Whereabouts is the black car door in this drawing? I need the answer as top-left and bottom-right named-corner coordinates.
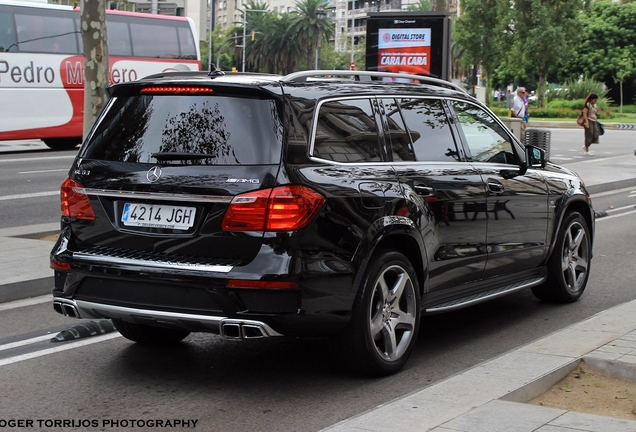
top-left (380, 97), bottom-right (489, 294)
top-left (447, 100), bottom-right (550, 278)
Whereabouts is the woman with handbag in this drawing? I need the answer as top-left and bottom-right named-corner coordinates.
top-left (582, 92), bottom-right (600, 156)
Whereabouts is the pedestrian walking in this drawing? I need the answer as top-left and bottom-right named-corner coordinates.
top-left (523, 90), bottom-right (530, 125)
top-left (582, 92), bottom-right (600, 156)
top-left (512, 87), bottom-right (527, 133)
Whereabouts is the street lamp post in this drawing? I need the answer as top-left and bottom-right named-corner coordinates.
top-left (240, 9), bottom-right (268, 73)
top-left (314, 8), bottom-right (327, 70)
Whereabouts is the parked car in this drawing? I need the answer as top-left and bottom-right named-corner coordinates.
top-left (50, 70), bottom-right (595, 376)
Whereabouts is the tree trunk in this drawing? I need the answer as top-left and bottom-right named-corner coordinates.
top-left (81, 0), bottom-right (109, 138)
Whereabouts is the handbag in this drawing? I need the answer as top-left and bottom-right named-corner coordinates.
top-left (598, 121), bottom-right (605, 135)
top-left (576, 111), bottom-right (585, 127)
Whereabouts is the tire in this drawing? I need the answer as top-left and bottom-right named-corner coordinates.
top-left (532, 211), bottom-right (592, 303)
top-left (339, 250), bottom-right (420, 376)
top-left (43, 138), bottom-right (81, 151)
top-left (111, 319), bottom-right (190, 345)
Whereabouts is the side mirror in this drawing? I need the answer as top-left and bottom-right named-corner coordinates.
top-left (524, 145), bottom-right (546, 169)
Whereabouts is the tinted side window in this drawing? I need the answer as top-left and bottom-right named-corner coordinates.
top-left (394, 98), bottom-right (460, 162)
top-left (381, 98), bottom-right (415, 161)
top-left (83, 95), bottom-right (283, 165)
top-left (312, 99), bottom-right (384, 163)
top-left (451, 101), bottom-right (517, 165)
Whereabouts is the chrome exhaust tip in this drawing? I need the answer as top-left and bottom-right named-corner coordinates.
top-left (219, 319), bottom-right (282, 339)
top-left (53, 299), bottom-right (81, 318)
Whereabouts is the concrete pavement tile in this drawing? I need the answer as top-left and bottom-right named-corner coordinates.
top-left (439, 400), bottom-right (565, 432)
top-left (613, 338), bottom-right (636, 349)
top-left (593, 344), bottom-right (636, 355)
top-left (534, 427), bottom-right (586, 432)
top-left (519, 328), bottom-right (624, 358)
top-left (549, 410), bottom-right (636, 432)
top-left (566, 301), bottom-right (636, 335)
top-left (584, 350), bottom-right (623, 361)
top-left (322, 399), bottom-right (473, 432)
top-left (463, 350), bottom-right (574, 387)
top-left (620, 354), bottom-right (636, 364)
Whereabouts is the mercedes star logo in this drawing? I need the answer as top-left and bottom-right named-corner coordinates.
top-left (147, 166), bottom-right (162, 183)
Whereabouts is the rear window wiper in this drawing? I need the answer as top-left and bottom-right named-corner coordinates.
top-left (151, 152), bottom-right (214, 161)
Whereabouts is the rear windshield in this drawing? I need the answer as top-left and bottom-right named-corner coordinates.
top-left (82, 95), bottom-right (283, 165)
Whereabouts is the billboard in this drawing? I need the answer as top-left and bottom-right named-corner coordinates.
top-left (366, 12), bottom-right (452, 81)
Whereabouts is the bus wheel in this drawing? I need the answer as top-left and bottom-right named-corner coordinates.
top-left (44, 138), bottom-right (81, 151)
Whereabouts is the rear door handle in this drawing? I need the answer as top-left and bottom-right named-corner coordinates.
top-left (487, 181), bottom-right (504, 194)
top-left (414, 184), bottom-right (435, 196)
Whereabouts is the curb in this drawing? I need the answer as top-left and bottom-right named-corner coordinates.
top-left (0, 277), bottom-right (53, 303)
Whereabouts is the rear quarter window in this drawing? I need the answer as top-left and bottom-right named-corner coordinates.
top-left (83, 94), bottom-right (283, 165)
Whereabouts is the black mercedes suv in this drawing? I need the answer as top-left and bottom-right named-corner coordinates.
top-left (50, 70), bottom-right (594, 376)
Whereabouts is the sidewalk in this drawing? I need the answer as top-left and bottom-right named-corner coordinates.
top-left (323, 300), bottom-right (636, 432)
top-left (1, 138), bottom-right (635, 431)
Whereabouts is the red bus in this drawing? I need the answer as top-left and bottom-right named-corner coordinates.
top-left (0, 0), bottom-right (201, 150)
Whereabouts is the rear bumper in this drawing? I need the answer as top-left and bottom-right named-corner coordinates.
top-left (53, 297), bottom-right (282, 339)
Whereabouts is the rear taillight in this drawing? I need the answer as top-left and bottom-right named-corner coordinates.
top-left (222, 185), bottom-right (324, 231)
top-left (60, 178), bottom-right (95, 220)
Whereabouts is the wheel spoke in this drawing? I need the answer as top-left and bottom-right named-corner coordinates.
top-left (570, 226), bottom-right (584, 251)
top-left (379, 322), bottom-right (398, 359)
top-left (370, 308), bottom-right (384, 338)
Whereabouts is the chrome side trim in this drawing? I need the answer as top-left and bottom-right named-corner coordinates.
top-left (81, 188), bottom-right (233, 203)
top-left (72, 251), bottom-right (234, 273)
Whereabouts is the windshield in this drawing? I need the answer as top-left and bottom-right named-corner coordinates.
top-left (82, 94), bottom-right (283, 165)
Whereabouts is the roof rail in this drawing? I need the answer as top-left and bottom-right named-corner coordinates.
top-left (281, 70), bottom-right (466, 93)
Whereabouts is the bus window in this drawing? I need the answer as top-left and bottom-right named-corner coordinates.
top-left (108, 20), bottom-right (132, 56)
top-left (177, 26), bottom-right (197, 60)
top-left (130, 21), bottom-right (180, 58)
top-left (0, 7), bottom-right (17, 52)
top-left (14, 9), bottom-right (77, 54)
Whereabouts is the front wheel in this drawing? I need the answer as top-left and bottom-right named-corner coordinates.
top-left (112, 319), bottom-right (190, 345)
top-left (339, 250), bottom-right (420, 376)
top-left (532, 212), bottom-right (592, 303)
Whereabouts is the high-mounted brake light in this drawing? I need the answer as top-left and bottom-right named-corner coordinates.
top-left (60, 178), bottom-right (95, 220)
top-left (222, 185), bottom-right (324, 232)
top-left (140, 86), bottom-right (214, 94)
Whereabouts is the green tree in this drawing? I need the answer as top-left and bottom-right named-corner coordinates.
top-left (454, 0), bottom-right (509, 104)
top-left (567, 1), bottom-right (636, 105)
top-left (289, 0), bottom-right (335, 69)
top-left (407, 0), bottom-right (431, 11)
top-left (510, 0), bottom-right (583, 107)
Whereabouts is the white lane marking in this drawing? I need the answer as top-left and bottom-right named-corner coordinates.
top-left (19, 169), bottom-right (68, 174)
top-left (0, 295), bottom-right (51, 311)
top-left (0, 156), bottom-right (75, 163)
top-left (597, 209), bottom-right (636, 221)
top-left (606, 204), bottom-right (636, 214)
top-left (0, 191), bottom-right (58, 201)
top-left (0, 333), bottom-right (121, 367)
top-left (591, 186), bottom-right (636, 198)
top-left (0, 335), bottom-right (53, 352)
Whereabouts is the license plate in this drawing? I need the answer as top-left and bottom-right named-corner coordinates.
top-left (121, 203), bottom-right (196, 230)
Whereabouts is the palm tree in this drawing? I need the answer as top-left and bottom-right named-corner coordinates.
top-left (289, 0), bottom-right (334, 69)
